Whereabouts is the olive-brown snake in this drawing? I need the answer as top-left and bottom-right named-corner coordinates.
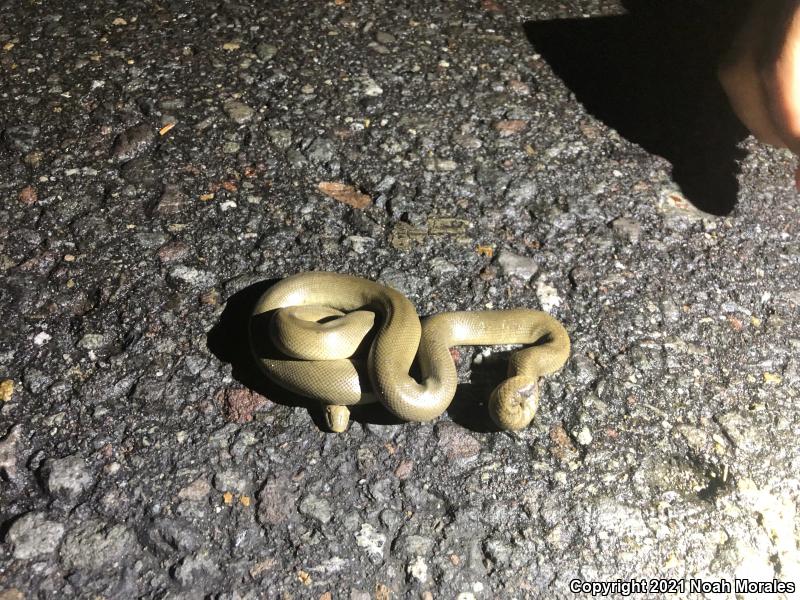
top-left (250, 272), bottom-right (570, 432)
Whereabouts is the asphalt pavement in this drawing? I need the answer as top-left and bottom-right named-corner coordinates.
top-left (1, 0), bottom-right (799, 598)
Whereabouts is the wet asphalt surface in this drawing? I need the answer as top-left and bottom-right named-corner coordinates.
top-left (1, 0), bottom-right (800, 598)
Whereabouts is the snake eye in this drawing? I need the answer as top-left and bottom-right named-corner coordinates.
top-left (488, 375), bottom-right (540, 431)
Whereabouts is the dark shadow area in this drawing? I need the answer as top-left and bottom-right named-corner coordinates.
top-left (524, 0), bottom-right (752, 215)
top-left (446, 353), bottom-right (508, 433)
top-left (207, 280), bottom-right (326, 430)
top-left (207, 279), bottom-right (281, 397)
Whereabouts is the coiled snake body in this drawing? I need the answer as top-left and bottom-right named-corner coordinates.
top-left (250, 272), bottom-right (570, 432)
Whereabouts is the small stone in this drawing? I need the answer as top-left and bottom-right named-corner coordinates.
top-left (362, 423), bottom-right (398, 441)
top-left (0, 588), bottom-right (24, 600)
top-left (44, 454), bottom-right (93, 499)
top-left (394, 459), bottom-right (413, 480)
top-left (549, 423), bottom-right (578, 462)
top-left (494, 120), bottom-right (527, 136)
top-left (6, 512), bottom-right (65, 559)
top-left (452, 133), bottom-right (482, 150)
top-left (481, 0), bottom-right (504, 12)
top-left (172, 551), bottom-right (221, 588)
top-left (658, 189), bottom-right (706, 221)
top-left (435, 422), bottom-right (481, 460)
top-left (23, 367), bottom-right (51, 393)
top-left (168, 265), bottom-right (214, 289)
top-left (0, 425), bottom-right (23, 480)
top-left (483, 538), bottom-right (513, 565)
top-left (178, 478), bottom-right (211, 502)
top-left (111, 123), bottom-right (155, 162)
top-left (479, 265), bottom-right (497, 281)
top-left (307, 137), bottom-right (336, 164)
top-left (213, 469), bottom-right (251, 495)
top-left (255, 43), bottom-right (278, 61)
top-left (361, 77), bottom-right (383, 97)
top-left (223, 100), bottom-right (254, 124)
top-left (610, 217), bottom-right (642, 243)
top-left (378, 268), bottom-right (422, 297)
top-left (0, 379), bottom-right (14, 402)
top-left (408, 556), bottom-right (428, 583)
top-left (375, 32), bottom-right (395, 44)
top-left (18, 185), bottom-right (37, 205)
top-left (424, 157), bottom-right (458, 172)
top-left (135, 232), bottom-right (169, 250)
top-left (77, 333), bottom-right (109, 350)
top-left (380, 509), bottom-right (403, 530)
top-left (571, 354), bottom-right (598, 386)
top-left (429, 257), bottom-right (458, 276)
top-left (249, 557), bottom-right (277, 579)
top-left (535, 279), bottom-right (562, 312)
top-left (318, 182), bottom-right (371, 209)
top-left (496, 250), bottom-right (538, 282)
top-left (715, 411), bottom-right (752, 449)
top-left (575, 426), bottom-right (593, 446)
top-left (507, 79), bottom-right (530, 95)
top-left (344, 236), bottom-right (375, 254)
top-left (267, 129), bottom-right (292, 149)
top-left (158, 240), bottom-right (190, 263)
top-left (200, 289), bottom-right (221, 306)
top-left (154, 184), bottom-right (186, 215)
top-left (120, 157), bottom-right (159, 187)
top-left (299, 494), bottom-right (333, 524)
top-left (355, 524), bottom-right (386, 559)
top-left (216, 387), bottom-right (268, 423)
top-left (33, 331), bottom-right (51, 345)
top-left (2, 124), bottom-right (40, 153)
top-left (505, 178), bottom-right (537, 203)
top-left (287, 148), bottom-right (307, 167)
top-left (59, 520), bottom-right (139, 571)
top-left (257, 477), bottom-right (296, 525)
top-left (146, 518), bottom-right (201, 556)
top-left (23, 150), bottom-right (42, 168)
top-left (676, 425), bottom-right (709, 453)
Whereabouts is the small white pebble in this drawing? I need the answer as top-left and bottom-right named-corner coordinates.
top-left (33, 332), bottom-right (51, 345)
top-left (408, 556), bottom-right (428, 583)
top-left (536, 279), bottom-right (562, 312)
top-left (576, 426), bottom-right (593, 446)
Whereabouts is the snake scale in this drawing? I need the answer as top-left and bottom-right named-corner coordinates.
top-left (249, 272), bottom-right (571, 432)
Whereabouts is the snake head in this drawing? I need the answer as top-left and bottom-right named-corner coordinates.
top-left (488, 375), bottom-right (540, 431)
top-left (324, 404), bottom-right (351, 433)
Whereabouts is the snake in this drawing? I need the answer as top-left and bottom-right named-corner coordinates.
top-left (249, 272), bottom-right (570, 432)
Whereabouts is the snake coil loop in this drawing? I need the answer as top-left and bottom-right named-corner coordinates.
top-left (250, 272), bottom-right (570, 432)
